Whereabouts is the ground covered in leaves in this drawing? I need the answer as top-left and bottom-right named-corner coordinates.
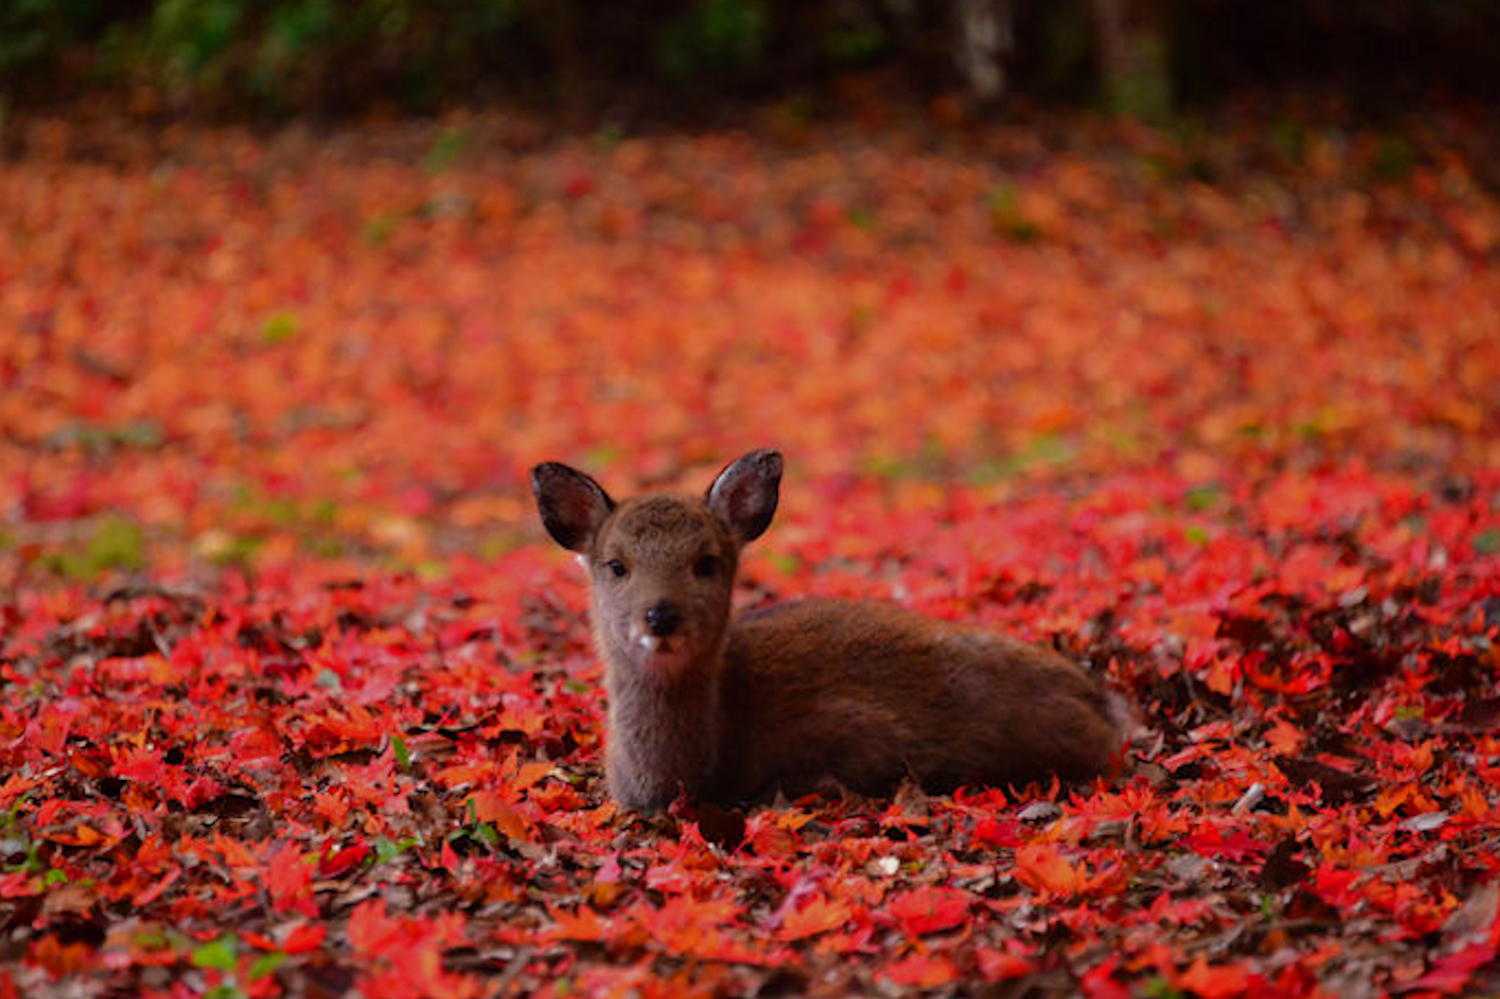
top-left (3, 106), bottom-right (1500, 997)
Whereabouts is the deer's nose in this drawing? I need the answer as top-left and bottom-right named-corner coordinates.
top-left (644, 601), bottom-right (682, 637)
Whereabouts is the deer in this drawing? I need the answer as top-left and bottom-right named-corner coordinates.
top-left (531, 449), bottom-right (1131, 812)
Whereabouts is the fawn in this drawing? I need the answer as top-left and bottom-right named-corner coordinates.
top-left (531, 449), bottom-right (1130, 811)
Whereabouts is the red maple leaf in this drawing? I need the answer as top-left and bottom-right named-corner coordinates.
top-left (885, 887), bottom-right (972, 936)
top-left (263, 842), bottom-right (315, 917)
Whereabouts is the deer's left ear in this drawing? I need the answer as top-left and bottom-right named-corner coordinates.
top-left (706, 449), bottom-right (782, 544)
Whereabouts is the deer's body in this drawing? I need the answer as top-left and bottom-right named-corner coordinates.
top-left (533, 450), bottom-right (1128, 812)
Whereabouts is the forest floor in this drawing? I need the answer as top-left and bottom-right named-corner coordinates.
top-left (2, 104), bottom-right (1500, 997)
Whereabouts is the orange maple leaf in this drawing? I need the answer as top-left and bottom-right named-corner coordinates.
top-left (1014, 842), bottom-right (1089, 897)
top-left (1175, 956), bottom-right (1252, 999)
top-left (775, 895), bottom-right (854, 941)
top-left (469, 790), bottom-right (531, 841)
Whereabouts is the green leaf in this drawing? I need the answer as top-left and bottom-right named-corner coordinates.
top-left (0, 792), bottom-right (29, 830)
top-left (1141, 976), bottom-right (1187, 999)
top-left (82, 515), bottom-right (145, 576)
top-left (765, 550), bottom-right (800, 576)
top-left (987, 184), bottom-right (1042, 243)
top-left (423, 126), bottom-right (470, 173)
top-left (374, 836), bottom-right (404, 864)
top-left (261, 311), bottom-right (298, 345)
top-left (580, 444), bottom-right (620, 469)
top-left (392, 735), bottom-right (410, 772)
top-left (191, 933), bottom-right (239, 971)
top-left (1473, 529), bottom-right (1499, 555)
top-left (202, 531), bottom-right (265, 567)
top-left (1369, 135), bottom-right (1417, 183)
top-left (204, 985), bottom-right (248, 999)
top-left (825, 24), bottom-right (886, 64)
top-left (479, 531), bottom-right (524, 559)
top-left (248, 950), bottom-right (287, 980)
top-left (361, 213), bottom-right (399, 245)
top-left (593, 123), bottom-right (626, 149)
top-left (1270, 118), bottom-right (1307, 161)
top-left (656, 0), bottom-right (766, 82)
top-left (1184, 484), bottom-right (1222, 511)
top-left (415, 559), bottom-right (449, 581)
top-left (128, 924), bottom-right (170, 951)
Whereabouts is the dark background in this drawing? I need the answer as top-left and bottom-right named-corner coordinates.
top-left (4, 0), bottom-right (1499, 121)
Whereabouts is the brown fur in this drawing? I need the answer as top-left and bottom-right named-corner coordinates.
top-left (532, 450), bottom-right (1128, 812)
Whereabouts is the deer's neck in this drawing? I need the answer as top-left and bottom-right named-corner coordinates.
top-left (602, 651), bottom-right (724, 809)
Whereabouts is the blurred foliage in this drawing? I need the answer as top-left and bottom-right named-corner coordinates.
top-left (2, 0), bottom-right (1500, 115)
top-left (0, 0), bottom-right (101, 75)
top-left (656, 0), bottom-right (767, 83)
top-left (96, 0), bottom-right (526, 111)
top-left (40, 515), bottom-right (146, 580)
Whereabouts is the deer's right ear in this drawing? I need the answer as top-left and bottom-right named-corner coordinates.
top-left (531, 463), bottom-right (616, 553)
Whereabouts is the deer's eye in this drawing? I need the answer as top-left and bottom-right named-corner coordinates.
top-left (604, 559), bottom-right (628, 579)
top-left (692, 554), bottom-right (719, 579)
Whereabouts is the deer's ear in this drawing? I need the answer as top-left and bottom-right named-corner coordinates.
top-left (706, 449), bottom-right (782, 544)
top-left (532, 463), bottom-right (615, 552)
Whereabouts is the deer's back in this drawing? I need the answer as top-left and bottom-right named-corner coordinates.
top-left (716, 598), bottom-right (1119, 802)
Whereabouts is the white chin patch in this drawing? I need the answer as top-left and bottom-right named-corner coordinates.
top-left (628, 627), bottom-right (689, 671)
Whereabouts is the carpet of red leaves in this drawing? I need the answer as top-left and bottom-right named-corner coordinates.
top-left (2, 108), bottom-right (1500, 998)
